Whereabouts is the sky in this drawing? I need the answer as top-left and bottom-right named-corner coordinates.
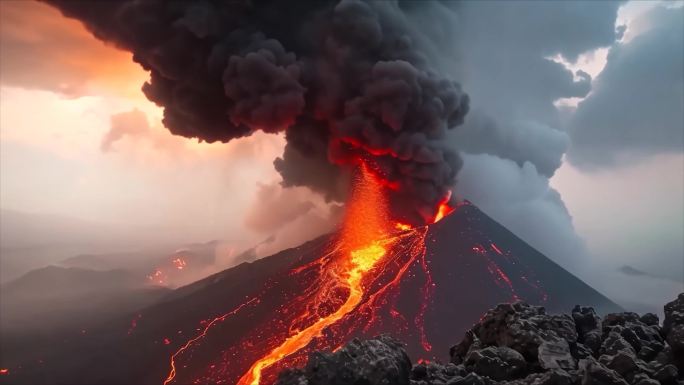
top-left (0, 0), bottom-right (682, 310)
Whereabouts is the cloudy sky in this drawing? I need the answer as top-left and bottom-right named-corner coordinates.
top-left (0, 0), bottom-right (682, 309)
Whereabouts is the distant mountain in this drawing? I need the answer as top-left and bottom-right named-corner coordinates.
top-left (2, 266), bottom-right (142, 298)
top-left (0, 266), bottom-right (169, 333)
top-left (0, 203), bottom-right (620, 385)
top-left (618, 264), bottom-right (650, 276)
top-left (0, 209), bottom-right (251, 283)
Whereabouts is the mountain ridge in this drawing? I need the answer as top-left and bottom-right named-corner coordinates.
top-left (0, 202), bottom-right (621, 385)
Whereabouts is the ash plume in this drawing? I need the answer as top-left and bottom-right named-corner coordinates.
top-left (45, 0), bottom-right (469, 225)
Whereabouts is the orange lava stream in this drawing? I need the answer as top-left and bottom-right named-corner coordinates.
top-left (236, 242), bottom-right (388, 385)
top-left (236, 164), bottom-right (393, 385)
top-left (433, 192), bottom-right (455, 223)
top-left (163, 297), bottom-right (259, 385)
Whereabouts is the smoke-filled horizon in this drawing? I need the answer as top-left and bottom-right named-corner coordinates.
top-left (45, 0), bottom-right (469, 226)
top-left (1, 0), bottom-right (682, 312)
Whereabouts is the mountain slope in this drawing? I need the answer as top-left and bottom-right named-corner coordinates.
top-left (0, 203), bottom-right (619, 385)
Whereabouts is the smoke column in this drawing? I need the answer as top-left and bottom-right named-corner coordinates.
top-left (45, 0), bottom-right (469, 225)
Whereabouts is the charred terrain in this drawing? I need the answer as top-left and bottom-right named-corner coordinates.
top-left (276, 294), bottom-right (684, 385)
top-left (0, 201), bottom-right (620, 385)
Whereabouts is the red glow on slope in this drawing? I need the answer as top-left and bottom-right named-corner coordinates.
top-left (147, 269), bottom-right (165, 285)
top-left (163, 298), bottom-right (259, 385)
top-left (416, 249), bottom-right (434, 352)
top-left (127, 314), bottom-right (142, 336)
top-left (162, 163), bottom-right (441, 385)
top-left (172, 258), bottom-right (187, 270)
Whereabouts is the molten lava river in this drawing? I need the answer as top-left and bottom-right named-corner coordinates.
top-left (161, 164), bottom-right (452, 385)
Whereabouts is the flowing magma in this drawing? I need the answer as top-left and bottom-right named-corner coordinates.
top-left (162, 163), bottom-right (453, 385)
top-left (237, 164), bottom-right (394, 385)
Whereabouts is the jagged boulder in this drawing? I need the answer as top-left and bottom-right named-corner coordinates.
top-left (276, 294), bottom-right (684, 385)
top-left (572, 306), bottom-right (601, 338)
top-left (579, 358), bottom-right (629, 385)
top-left (465, 346), bottom-right (526, 380)
top-left (275, 335), bottom-right (411, 385)
top-left (664, 294), bottom-right (684, 364)
top-left (411, 361), bottom-right (466, 384)
top-left (450, 302), bottom-right (577, 367)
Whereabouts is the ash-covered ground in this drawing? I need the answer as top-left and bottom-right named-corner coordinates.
top-left (276, 293), bottom-right (684, 385)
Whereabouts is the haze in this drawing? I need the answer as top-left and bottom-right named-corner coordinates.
top-left (1, 0), bottom-right (682, 316)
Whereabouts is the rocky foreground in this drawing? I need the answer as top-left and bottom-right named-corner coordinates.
top-left (276, 294), bottom-right (684, 385)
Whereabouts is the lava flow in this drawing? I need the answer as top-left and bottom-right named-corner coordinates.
top-left (162, 163), bottom-right (452, 385)
top-left (236, 164), bottom-right (397, 385)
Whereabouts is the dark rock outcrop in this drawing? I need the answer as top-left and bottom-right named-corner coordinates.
top-left (275, 335), bottom-right (412, 385)
top-left (276, 294), bottom-right (684, 385)
top-left (664, 293), bottom-right (684, 370)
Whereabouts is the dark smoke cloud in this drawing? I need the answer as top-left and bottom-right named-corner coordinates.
top-left (45, 0), bottom-right (469, 225)
top-left (450, 110), bottom-right (570, 178)
top-left (568, 6), bottom-right (684, 168)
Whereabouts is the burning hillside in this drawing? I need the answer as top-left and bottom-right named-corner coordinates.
top-left (0, 176), bottom-right (619, 385)
top-left (0, 3), bottom-right (623, 385)
top-left (166, 163), bottom-right (447, 385)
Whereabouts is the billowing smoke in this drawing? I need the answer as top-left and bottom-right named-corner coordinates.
top-left (45, 0), bottom-right (469, 225)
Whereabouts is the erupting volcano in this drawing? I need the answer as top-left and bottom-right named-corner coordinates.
top-left (2, 2), bottom-right (626, 385)
top-left (235, 164), bottom-right (393, 385)
top-left (162, 163), bottom-right (445, 385)
top-left (132, 163), bottom-right (616, 385)
top-left (2, 181), bottom-right (621, 385)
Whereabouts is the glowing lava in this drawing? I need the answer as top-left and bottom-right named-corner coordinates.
top-left (432, 192), bottom-right (455, 223)
top-left (164, 298), bottom-right (259, 385)
top-left (236, 164), bottom-right (392, 385)
top-left (162, 164), bottom-right (457, 385)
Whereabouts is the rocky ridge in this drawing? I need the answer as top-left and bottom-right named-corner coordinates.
top-left (276, 294), bottom-right (684, 385)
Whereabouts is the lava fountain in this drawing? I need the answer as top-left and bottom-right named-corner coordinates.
top-left (162, 163), bottom-right (452, 385)
top-left (236, 163), bottom-right (394, 385)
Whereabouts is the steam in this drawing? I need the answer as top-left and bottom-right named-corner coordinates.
top-left (46, 0), bottom-right (469, 225)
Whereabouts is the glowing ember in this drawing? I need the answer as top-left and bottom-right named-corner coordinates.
top-left (395, 222), bottom-right (413, 231)
top-left (127, 314), bottom-right (142, 336)
top-left (0, 368), bottom-right (8, 375)
top-left (490, 243), bottom-right (504, 255)
top-left (172, 258), bottom-right (187, 270)
top-left (147, 269), bottom-right (166, 285)
top-left (164, 298), bottom-right (259, 385)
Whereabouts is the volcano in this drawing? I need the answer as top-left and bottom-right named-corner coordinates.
top-left (2, 197), bottom-right (620, 385)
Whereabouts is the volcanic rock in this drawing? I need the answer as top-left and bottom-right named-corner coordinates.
top-left (277, 294), bottom-right (684, 385)
top-left (579, 358), bottom-right (629, 385)
top-left (572, 305), bottom-right (601, 339)
top-left (465, 346), bottom-right (526, 380)
top-left (0, 203), bottom-right (634, 385)
top-left (653, 364), bottom-right (679, 384)
top-left (664, 294), bottom-right (684, 366)
top-left (663, 294), bottom-right (684, 337)
top-left (275, 335), bottom-right (412, 385)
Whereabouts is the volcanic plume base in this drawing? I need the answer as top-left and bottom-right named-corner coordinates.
top-left (160, 164), bottom-right (572, 385)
